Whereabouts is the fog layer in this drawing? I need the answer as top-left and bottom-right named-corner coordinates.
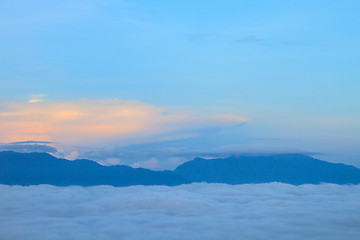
top-left (1, 183), bottom-right (359, 240)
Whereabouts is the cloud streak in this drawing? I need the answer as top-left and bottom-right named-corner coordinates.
top-left (0, 143), bottom-right (57, 153)
top-left (0, 183), bottom-right (359, 240)
top-left (0, 99), bottom-right (247, 146)
top-left (28, 94), bottom-right (47, 103)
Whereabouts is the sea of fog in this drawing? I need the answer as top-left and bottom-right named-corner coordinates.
top-left (1, 183), bottom-right (360, 240)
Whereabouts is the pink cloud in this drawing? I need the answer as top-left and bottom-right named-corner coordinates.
top-left (0, 99), bottom-right (248, 146)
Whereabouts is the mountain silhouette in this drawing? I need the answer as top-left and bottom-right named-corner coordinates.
top-left (0, 151), bottom-right (188, 186)
top-left (174, 154), bottom-right (360, 185)
top-left (1, 151), bottom-right (360, 186)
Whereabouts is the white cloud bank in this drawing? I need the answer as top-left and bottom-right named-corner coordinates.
top-left (1, 183), bottom-right (360, 240)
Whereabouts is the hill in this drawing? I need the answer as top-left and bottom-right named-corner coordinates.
top-left (174, 154), bottom-right (360, 185)
top-left (1, 151), bottom-right (360, 186)
top-left (0, 151), bottom-right (188, 186)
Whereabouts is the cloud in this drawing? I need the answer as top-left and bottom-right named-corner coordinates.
top-left (0, 99), bottom-right (247, 146)
top-left (10, 140), bottom-right (53, 144)
top-left (131, 157), bottom-right (160, 169)
top-left (174, 143), bottom-right (317, 158)
top-left (0, 143), bottom-right (57, 153)
top-left (73, 145), bottom-right (187, 169)
top-left (0, 183), bottom-right (359, 240)
top-left (98, 157), bottom-right (124, 166)
top-left (77, 140), bottom-right (315, 170)
top-left (28, 94), bottom-right (47, 103)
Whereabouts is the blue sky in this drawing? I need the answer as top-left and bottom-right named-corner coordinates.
top-left (0, 0), bottom-right (359, 168)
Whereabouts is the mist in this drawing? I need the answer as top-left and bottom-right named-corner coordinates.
top-left (1, 183), bottom-right (359, 240)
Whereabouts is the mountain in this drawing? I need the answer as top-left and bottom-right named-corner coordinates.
top-left (0, 151), bottom-right (189, 186)
top-left (173, 154), bottom-right (360, 185)
top-left (1, 151), bottom-right (360, 186)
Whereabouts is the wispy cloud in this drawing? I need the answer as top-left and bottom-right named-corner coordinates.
top-left (0, 99), bottom-right (247, 147)
top-left (28, 94), bottom-right (47, 103)
top-left (0, 143), bottom-right (57, 153)
top-left (75, 140), bottom-right (316, 170)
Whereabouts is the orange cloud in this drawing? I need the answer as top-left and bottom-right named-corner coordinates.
top-left (0, 99), bottom-right (248, 146)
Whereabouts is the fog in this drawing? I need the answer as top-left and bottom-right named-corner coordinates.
top-left (1, 183), bottom-right (359, 240)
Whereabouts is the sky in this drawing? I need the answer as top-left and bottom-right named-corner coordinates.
top-left (0, 0), bottom-right (359, 169)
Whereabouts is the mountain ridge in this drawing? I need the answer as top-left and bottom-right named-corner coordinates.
top-left (174, 154), bottom-right (360, 185)
top-left (1, 151), bottom-right (360, 186)
top-left (0, 151), bottom-right (188, 187)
